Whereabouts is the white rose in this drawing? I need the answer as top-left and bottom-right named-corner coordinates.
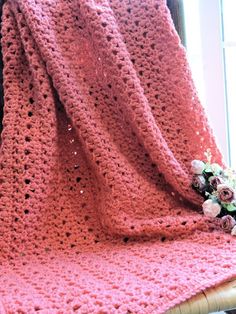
top-left (231, 225), bottom-right (236, 236)
top-left (191, 160), bottom-right (205, 174)
top-left (202, 199), bottom-right (221, 218)
top-left (211, 163), bottom-right (222, 175)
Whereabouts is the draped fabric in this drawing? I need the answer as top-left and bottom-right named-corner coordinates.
top-left (0, 0), bottom-right (4, 133)
top-left (0, 0), bottom-right (235, 313)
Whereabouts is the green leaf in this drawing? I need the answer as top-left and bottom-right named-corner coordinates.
top-left (205, 193), bottom-right (218, 202)
top-left (222, 203), bottom-right (236, 212)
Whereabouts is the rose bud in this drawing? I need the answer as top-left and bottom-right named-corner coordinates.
top-left (202, 199), bottom-right (221, 218)
top-left (192, 175), bottom-right (207, 192)
top-left (209, 176), bottom-right (224, 190)
top-left (217, 184), bottom-right (235, 203)
top-left (191, 160), bottom-right (205, 174)
top-left (220, 215), bottom-right (236, 232)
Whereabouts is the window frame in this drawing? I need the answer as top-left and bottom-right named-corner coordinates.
top-left (183, 0), bottom-right (230, 165)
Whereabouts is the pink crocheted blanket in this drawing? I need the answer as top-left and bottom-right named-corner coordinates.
top-left (1, 0), bottom-right (236, 313)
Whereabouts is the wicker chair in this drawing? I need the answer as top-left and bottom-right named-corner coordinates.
top-left (167, 279), bottom-right (236, 314)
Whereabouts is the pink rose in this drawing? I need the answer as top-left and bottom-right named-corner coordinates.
top-left (220, 215), bottom-right (236, 232)
top-left (209, 176), bottom-right (224, 190)
top-left (192, 175), bottom-right (206, 192)
top-left (202, 199), bottom-right (221, 218)
top-left (191, 160), bottom-right (205, 174)
top-left (217, 184), bottom-right (235, 203)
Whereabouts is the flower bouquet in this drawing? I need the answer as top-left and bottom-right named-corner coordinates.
top-left (191, 149), bottom-right (236, 235)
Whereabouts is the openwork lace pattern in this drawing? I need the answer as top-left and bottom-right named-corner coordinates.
top-left (0, 0), bottom-right (236, 313)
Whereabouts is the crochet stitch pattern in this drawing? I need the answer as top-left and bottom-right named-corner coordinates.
top-left (0, 0), bottom-right (236, 313)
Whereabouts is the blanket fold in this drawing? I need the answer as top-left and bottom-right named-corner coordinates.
top-left (0, 0), bottom-right (236, 313)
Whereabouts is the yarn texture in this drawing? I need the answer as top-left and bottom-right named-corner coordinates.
top-left (0, 0), bottom-right (236, 313)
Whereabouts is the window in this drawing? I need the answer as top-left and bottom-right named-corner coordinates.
top-left (183, 0), bottom-right (236, 168)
